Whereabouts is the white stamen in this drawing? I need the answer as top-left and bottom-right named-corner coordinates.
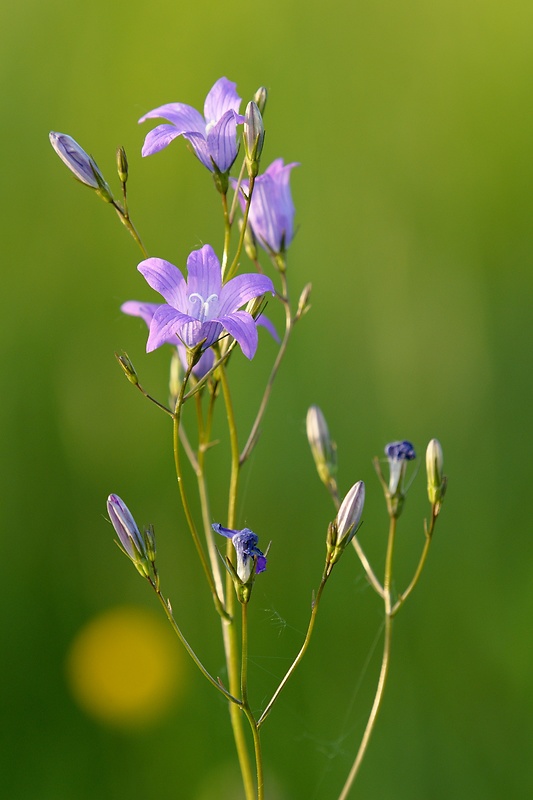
top-left (189, 292), bottom-right (218, 322)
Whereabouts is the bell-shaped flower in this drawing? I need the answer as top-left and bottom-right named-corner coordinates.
top-left (385, 440), bottom-right (416, 496)
top-left (140, 244), bottom-right (275, 359)
top-left (212, 523), bottom-right (267, 583)
top-left (122, 245), bottom-right (275, 360)
top-left (139, 77), bottom-right (245, 174)
top-left (234, 158), bottom-right (298, 254)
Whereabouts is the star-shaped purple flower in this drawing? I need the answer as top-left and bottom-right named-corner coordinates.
top-left (139, 77), bottom-right (245, 174)
top-left (212, 523), bottom-right (267, 583)
top-left (234, 158), bottom-right (298, 254)
top-left (123, 244), bottom-right (274, 360)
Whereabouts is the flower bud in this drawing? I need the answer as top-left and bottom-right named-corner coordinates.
top-left (253, 86), bottom-right (268, 115)
top-left (306, 405), bottom-right (337, 485)
top-left (327, 481), bottom-right (365, 566)
top-left (244, 101), bottom-right (265, 178)
top-left (297, 283), bottom-right (312, 319)
top-left (116, 146), bottom-right (128, 184)
top-left (115, 352), bottom-right (138, 385)
top-left (107, 494), bottom-right (151, 578)
top-left (426, 438), bottom-right (446, 508)
top-left (241, 217), bottom-right (258, 262)
top-left (49, 132), bottom-right (113, 202)
top-left (335, 481), bottom-right (365, 546)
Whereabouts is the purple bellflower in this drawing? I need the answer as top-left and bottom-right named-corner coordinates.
top-left (212, 523), bottom-right (267, 583)
top-left (139, 77), bottom-right (245, 174)
top-left (123, 244), bottom-right (274, 360)
top-left (234, 159), bottom-right (298, 254)
top-left (385, 440), bottom-right (416, 496)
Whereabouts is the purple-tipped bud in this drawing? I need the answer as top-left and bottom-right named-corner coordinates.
top-left (426, 438), bottom-right (446, 508)
top-left (385, 440), bottom-right (416, 496)
top-left (49, 132), bottom-right (113, 201)
top-left (307, 405), bottom-right (337, 485)
top-left (244, 101), bottom-right (265, 178)
top-left (107, 494), bottom-right (150, 576)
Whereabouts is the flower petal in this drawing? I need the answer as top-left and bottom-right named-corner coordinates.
top-left (146, 305), bottom-right (195, 352)
top-left (218, 273), bottom-right (274, 316)
top-left (186, 245), bottom-right (223, 302)
top-left (203, 77), bottom-right (242, 124)
top-left (211, 522), bottom-right (235, 540)
top-left (181, 131), bottom-right (212, 171)
top-left (139, 102), bottom-right (205, 133)
top-left (215, 311), bottom-right (259, 359)
top-left (256, 313), bottom-right (280, 343)
top-left (121, 300), bottom-right (160, 327)
top-left (141, 124), bottom-right (184, 157)
top-left (138, 258), bottom-right (189, 308)
top-left (207, 110), bottom-right (242, 173)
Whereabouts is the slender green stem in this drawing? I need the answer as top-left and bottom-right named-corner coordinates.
top-left (336, 517), bottom-right (397, 800)
top-left (112, 200), bottom-right (148, 257)
top-left (241, 602), bottom-right (249, 706)
top-left (221, 191), bottom-right (232, 274)
top-left (225, 175), bottom-right (256, 282)
top-left (240, 277), bottom-right (293, 464)
top-left (153, 584), bottom-right (240, 705)
top-left (172, 366), bottom-right (228, 620)
top-left (216, 361), bottom-right (257, 800)
top-left (392, 508), bottom-right (436, 615)
top-left (195, 390), bottom-right (226, 601)
top-left (258, 570), bottom-right (329, 729)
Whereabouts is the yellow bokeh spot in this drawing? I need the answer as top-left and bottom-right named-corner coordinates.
top-left (66, 605), bottom-right (186, 728)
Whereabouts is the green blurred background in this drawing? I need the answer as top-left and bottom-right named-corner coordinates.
top-left (3, 0), bottom-right (533, 797)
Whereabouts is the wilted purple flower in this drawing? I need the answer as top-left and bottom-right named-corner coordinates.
top-left (385, 440), bottom-right (416, 495)
top-left (139, 77), bottom-right (245, 173)
top-left (212, 523), bottom-right (267, 583)
top-left (107, 494), bottom-right (148, 568)
top-left (234, 159), bottom-right (298, 253)
top-left (123, 244), bottom-right (274, 360)
top-left (49, 132), bottom-right (113, 199)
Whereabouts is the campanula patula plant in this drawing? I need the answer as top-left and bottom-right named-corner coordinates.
top-left (50, 75), bottom-right (447, 800)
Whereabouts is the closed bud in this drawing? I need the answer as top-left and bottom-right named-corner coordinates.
top-left (327, 481), bottom-right (365, 566)
top-left (169, 349), bottom-right (183, 408)
top-left (426, 438), bottom-right (446, 509)
top-left (297, 283), bottom-right (312, 318)
top-left (115, 352), bottom-right (138, 385)
top-left (116, 146), bottom-right (128, 183)
top-left (49, 132), bottom-right (113, 202)
top-left (244, 101), bottom-right (265, 178)
top-left (307, 405), bottom-right (337, 485)
top-left (240, 217), bottom-right (258, 262)
top-left (143, 524), bottom-right (157, 563)
top-left (253, 86), bottom-right (268, 115)
top-left (107, 494), bottom-right (152, 578)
